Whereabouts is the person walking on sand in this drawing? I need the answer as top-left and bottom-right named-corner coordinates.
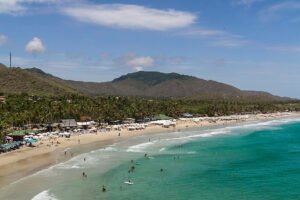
top-left (78, 139), bottom-right (80, 144)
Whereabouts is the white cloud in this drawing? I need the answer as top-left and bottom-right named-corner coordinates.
top-left (180, 27), bottom-right (249, 48)
top-left (259, 1), bottom-right (300, 21)
top-left (211, 35), bottom-right (249, 48)
top-left (25, 37), bottom-right (46, 54)
top-left (180, 28), bottom-right (225, 37)
top-left (235, 0), bottom-right (264, 6)
top-left (0, 34), bottom-right (7, 45)
top-left (116, 53), bottom-right (155, 71)
top-left (127, 56), bottom-right (154, 71)
top-left (0, 0), bottom-right (71, 15)
top-left (266, 45), bottom-right (300, 53)
top-left (62, 4), bottom-right (197, 31)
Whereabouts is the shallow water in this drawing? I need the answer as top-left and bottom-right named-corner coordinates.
top-left (1, 117), bottom-right (300, 200)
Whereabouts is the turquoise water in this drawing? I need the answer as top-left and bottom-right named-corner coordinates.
top-left (1, 118), bottom-right (300, 200)
top-left (99, 122), bottom-right (300, 200)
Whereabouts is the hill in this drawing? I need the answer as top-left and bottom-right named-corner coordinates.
top-left (66, 71), bottom-right (288, 101)
top-left (0, 64), bottom-right (290, 101)
top-left (0, 64), bottom-right (78, 95)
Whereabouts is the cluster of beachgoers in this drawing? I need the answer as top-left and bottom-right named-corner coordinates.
top-left (0, 111), bottom-right (298, 187)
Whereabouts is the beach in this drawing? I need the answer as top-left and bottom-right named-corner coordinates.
top-left (0, 112), bottom-right (298, 189)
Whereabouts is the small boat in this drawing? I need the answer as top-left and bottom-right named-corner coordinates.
top-left (124, 181), bottom-right (134, 185)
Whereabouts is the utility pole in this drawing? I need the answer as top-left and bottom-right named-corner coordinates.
top-left (9, 52), bottom-right (12, 68)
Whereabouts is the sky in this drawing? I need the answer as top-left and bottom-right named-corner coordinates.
top-left (0, 0), bottom-right (300, 98)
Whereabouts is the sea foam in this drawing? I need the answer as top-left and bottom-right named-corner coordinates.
top-left (32, 190), bottom-right (58, 200)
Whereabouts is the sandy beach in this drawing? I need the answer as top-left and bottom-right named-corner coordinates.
top-left (0, 112), bottom-right (298, 188)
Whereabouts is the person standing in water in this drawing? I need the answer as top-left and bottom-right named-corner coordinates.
top-left (102, 185), bottom-right (106, 192)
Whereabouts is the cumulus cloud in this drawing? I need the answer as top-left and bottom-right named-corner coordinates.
top-left (0, 34), bottom-right (7, 45)
top-left (62, 4), bottom-right (197, 31)
top-left (127, 56), bottom-right (154, 71)
top-left (25, 37), bottom-right (46, 54)
top-left (116, 53), bottom-right (155, 71)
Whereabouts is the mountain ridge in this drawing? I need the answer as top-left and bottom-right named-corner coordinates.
top-left (0, 63), bottom-right (292, 101)
top-left (0, 64), bottom-right (79, 95)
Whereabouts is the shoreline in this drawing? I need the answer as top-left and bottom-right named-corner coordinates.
top-left (0, 112), bottom-right (299, 188)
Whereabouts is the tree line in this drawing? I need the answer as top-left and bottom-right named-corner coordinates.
top-left (1, 93), bottom-right (300, 141)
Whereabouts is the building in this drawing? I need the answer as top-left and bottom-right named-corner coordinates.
top-left (152, 114), bottom-right (172, 121)
top-left (7, 129), bottom-right (38, 141)
top-left (182, 113), bottom-right (193, 118)
top-left (61, 119), bottom-right (77, 130)
top-left (122, 118), bottom-right (135, 124)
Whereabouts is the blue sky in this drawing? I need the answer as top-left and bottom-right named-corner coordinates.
top-left (0, 0), bottom-right (300, 98)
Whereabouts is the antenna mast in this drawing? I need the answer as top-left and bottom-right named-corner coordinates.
top-left (9, 52), bottom-right (12, 68)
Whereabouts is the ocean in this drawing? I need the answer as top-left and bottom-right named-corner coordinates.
top-left (1, 117), bottom-right (300, 200)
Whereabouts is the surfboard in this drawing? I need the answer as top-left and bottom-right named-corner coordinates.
top-left (124, 181), bottom-right (134, 185)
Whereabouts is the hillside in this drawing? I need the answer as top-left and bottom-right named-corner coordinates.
top-left (66, 71), bottom-right (287, 101)
top-left (0, 64), bottom-right (78, 95)
top-left (0, 64), bottom-right (290, 101)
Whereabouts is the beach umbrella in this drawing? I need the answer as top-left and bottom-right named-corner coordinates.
top-left (25, 138), bottom-right (37, 143)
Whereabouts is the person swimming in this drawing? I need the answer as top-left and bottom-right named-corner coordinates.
top-left (102, 185), bottom-right (106, 192)
top-left (130, 165), bottom-right (135, 172)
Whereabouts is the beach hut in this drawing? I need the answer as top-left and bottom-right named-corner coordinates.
top-left (123, 118), bottom-right (135, 124)
top-left (153, 114), bottom-right (172, 121)
top-left (127, 126), bottom-right (136, 131)
top-left (7, 130), bottom-right (27, 141)
top-left (61, 119), bottom-right (77, 130)
top-left (182, 113), bottom-right (193, 118)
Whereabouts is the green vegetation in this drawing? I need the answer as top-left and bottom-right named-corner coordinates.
top-left (112, 71), bottom-right (193, 85)
top-left (1, 93), bottom-right (300, 142)
top-left (0, 65), bottom-right (78, 96)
